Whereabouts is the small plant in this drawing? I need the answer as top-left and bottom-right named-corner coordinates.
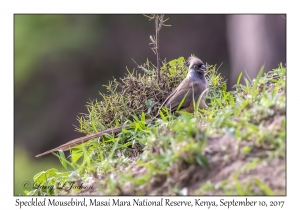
top-left (145, 14), bottom-right (171, 82)
top-left (75, 57), bottom-right (188, 136)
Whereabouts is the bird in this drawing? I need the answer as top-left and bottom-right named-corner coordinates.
top-left (162, 56), bottom-right (208, 113)
top-left (35, 56), bottom-right (208, 157)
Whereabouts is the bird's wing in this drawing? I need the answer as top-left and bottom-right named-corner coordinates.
top-left (156, 78), bottom-right (190, 114)
top-left (164, 82), bottom-right (202, 113)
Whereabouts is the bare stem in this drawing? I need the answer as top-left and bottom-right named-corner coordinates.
top-left (146, 14), bottom-right (171, 83)
top-left (155, 15), bottom-right (161, 82)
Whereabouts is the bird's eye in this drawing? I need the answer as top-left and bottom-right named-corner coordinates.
top-left (194, 65), bottom-right (198, 69)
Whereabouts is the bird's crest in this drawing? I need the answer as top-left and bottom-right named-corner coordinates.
top-left (187, 56), bottom-right (204, 68)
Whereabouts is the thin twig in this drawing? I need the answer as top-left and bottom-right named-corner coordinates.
top-left (146, 14), bottom-right (171, 84)
top-left (155, 15), bottom-right (161, 82)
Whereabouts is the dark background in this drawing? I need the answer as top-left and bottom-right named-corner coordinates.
top-left (14, 14), bottom-right (286, 195)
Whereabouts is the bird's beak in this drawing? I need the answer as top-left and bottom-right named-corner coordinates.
top-left (198, 64), bottom-right (207, 73)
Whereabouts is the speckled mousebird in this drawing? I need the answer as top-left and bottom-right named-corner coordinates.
top-left (161, 56), bottom-right (208, 112)
top-left (36, 56), bottom-right (208, 157)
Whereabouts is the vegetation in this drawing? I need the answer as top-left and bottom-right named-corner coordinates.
top-left (25, 57), bottom-right (286, 196)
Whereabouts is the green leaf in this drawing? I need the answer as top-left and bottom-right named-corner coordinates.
top-left (25, 189), bottom-right (38, 196)
top-left (91, 120), bottom-right (98, 132)
top-left (177, 90), bottom-right (189, 111)
top-left (33, 168), bottom-right (58, 186)
top-left (159, 109), bottom-right (167, 121)
top-left (241, 146), bottom-right (252, 154)
top-left (99, 123), bottom-right (106, 131)
top-left (254, 178), bottom-right (274, 195)
top-left (237, 72), bottom-right (243, 85)
top-left (195, 88), bottom-right (209, 112)
top-left (233, 174), bottom-right (245, 195)
top-left (253, 65), bottom-right (265, 90)
top-left (141, 112), bottom-right (145, 121)
top-left (71, 149), bottom-right (83, 163)
top-left (196, 153), bottom-right (210, 169)
top-left (168, 59), bottom-right (177, 67)
top-left (58, 150), bottom-right (68, 170)
top-left (221, 83), bottom-right (227, 91)
top-left (228, 93), bottom-right (235, 106)
top-left (108, 138), bottom-right (119, 160)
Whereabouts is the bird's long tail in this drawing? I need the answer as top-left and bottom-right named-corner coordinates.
top-left (35, 118), bottom-right (154, 157)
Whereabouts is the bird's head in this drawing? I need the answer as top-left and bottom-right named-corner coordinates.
top-left (188, 56), bottom-right (207, 74)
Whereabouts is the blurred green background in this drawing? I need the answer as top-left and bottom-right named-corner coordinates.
top-left (14, 14), bottom-right (286, 195)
